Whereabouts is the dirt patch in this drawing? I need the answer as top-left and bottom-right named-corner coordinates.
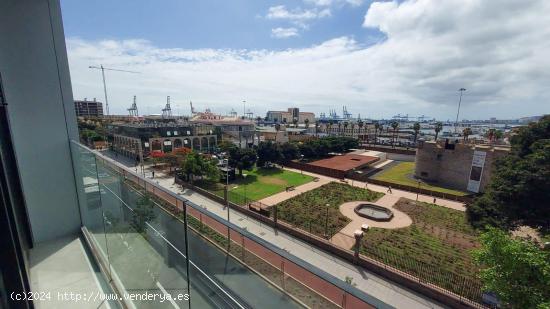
top-left (260, 176), bottom-right (287, 186)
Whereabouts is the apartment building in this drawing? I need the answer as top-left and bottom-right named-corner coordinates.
top-left (74, 98), bottom-right (104, 117)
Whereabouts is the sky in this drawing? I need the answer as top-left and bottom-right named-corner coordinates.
top-left (61, 0), bottom-right (550, 120)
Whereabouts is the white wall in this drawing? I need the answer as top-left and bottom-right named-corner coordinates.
top-left (0, 0), bottom-right (81, 243)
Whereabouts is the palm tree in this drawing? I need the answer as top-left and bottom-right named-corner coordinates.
top-left (328, 120), bottom-right (334, 135)
top-left (390, 121), bottom-right (399, 148)
top-left (314, 120), bottom-right (319, 137)
top-left (462, 127), bottom-right (472, 142)
top-left (357, 120), bottom-right (364, 143)
top-left (337, 122), bottom-right (342, 136)
top-left (413, 122), bottom-right (421, 144)
top-left (374, 121), bottom-right (380, 145)
top-left (350, 123), bottom-right (355, 138)
top-left (343, 121), bottom-right (349, 137)
top-left (434, 122), bottom-right (443, 141)
top-left (274, 123), bottom-right (281, 143)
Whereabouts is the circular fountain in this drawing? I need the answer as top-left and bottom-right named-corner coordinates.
top-left (354, 203), bottom-right (394, 222)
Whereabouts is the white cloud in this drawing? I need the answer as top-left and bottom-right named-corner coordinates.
top-left (67, 0), bottom-right (550, 119)
top-left (305, 0), bottom-right (364, 7)
top-left (266, 5), bottom-right (331, 29)
top-left (271, 27), bottom-right (300, 39)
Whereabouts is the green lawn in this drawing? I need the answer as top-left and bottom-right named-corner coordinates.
top-left (372, 161), bottom-right (470, 196)
top-left (197, 167), bottom-right (313, 205)
top-left (276, 182), bottom-right (383, 237)
top-left (359, 198), bottom-right (482, 301)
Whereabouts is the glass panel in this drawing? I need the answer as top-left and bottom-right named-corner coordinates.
top-left (70, 141), bottom-right (110, 275)
top-left (70, 141), bottom-right (384, 309)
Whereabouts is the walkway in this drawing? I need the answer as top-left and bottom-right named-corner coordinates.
top-left (258, 176), bottom-right (331, 206)
top-left (331, 196), bottom-right (413, 249)
top-left (120, 163), bottom-right (446, 309)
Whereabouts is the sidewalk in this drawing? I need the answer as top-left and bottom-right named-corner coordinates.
top-left (137, 166), bottom-right (446, 309)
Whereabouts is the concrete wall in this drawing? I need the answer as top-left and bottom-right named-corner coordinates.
top-left (0, 0), bottom-right (81, 243)
top-left (415, 141), bottom-right (508, 192)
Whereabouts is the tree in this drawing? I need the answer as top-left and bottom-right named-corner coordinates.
top-left (357, 120), bottom-right (364, 143)
top-left (462, 127), bottom-right (472, 141)
top-left (314, 120), bottom-right (319, 137)
top-left (278, 142), bottom-right (299, 164)
top-left (131, 195), bottom-right (156, 234)
top-left (373, 121), bottom-right (380, 145)
top-left (228, 148), bottom-right (257, 176)
top-left (292, 118), bottom-right (298, 128)
top-left (256, 141), bottom-right (282, 167)
top-left (218, 140), bottom-right (238, 153)
top-left (413, 122), bottom-right (421, 144)
top-left (434, 122), bottom-right (443, 141)
top-left (180, 152), bottom-right (220, 182)
top-left (255, 116), bottom-right (262, 126)
top-left (274, 123), bottom-right (281, 143)
top-left (467, 116), bottom-right (550, 232)
top-left (390, 121), bottom-right (399, 148)
top-left (473, 227), bottom-right (550, 309)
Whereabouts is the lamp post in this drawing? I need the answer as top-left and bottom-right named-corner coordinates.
top-left (223, 158), bottom-right (231, 248)
top-left (300, 154), bottom-right (304, 175)
top-left (324, 203), bottom-right (330, 239)
top-left (243, 173), bottom-right (248, 206)
top-left (416, 181), bottom-right (421, 202)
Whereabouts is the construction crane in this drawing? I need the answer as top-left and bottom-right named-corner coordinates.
top-left (128, 95), bottom-right (138, 117)
top-left (88, 65), bottom-right (139, 116)
top-left (162, 96), bottom-right (172, 118)
top-left (342, 106), bottom-right (352, 119)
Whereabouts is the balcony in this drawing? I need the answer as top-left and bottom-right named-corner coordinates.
top-left (70, 141), bottom-right (387, 309)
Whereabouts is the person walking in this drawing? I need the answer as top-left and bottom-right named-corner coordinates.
top-left (387, 186), bottom-right (392, 194)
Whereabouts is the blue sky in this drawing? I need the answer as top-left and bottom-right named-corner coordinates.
top-left (61, 0), bottom-right (550, 120)
top-left (61, 0), bottom-right (379, 50)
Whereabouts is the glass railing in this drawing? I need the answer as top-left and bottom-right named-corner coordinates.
top-left (70, 141), bottom-right (389, 309)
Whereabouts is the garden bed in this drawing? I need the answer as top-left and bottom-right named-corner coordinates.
top-left (275, 182), bottom-right (383, 238)
top-left (359, 198), bottom-right (482, 300)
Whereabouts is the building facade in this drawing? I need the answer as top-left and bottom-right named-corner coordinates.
top-left (74, 99), bottom-right (103, 117)
top-left (109, 122), bottom-right (217, 161)
top-left (190, 111), bottom-right (255, 148)
top-left (415, 140), bottom-right (509, 193)
top-left (266, 107), bottom-right (315, 124)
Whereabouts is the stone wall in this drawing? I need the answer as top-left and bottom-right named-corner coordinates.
top-left (415, 141), bottom-right (509, 192)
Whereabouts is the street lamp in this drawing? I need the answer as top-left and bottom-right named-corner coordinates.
top-left (416, 181), bottom-right (421, 202)
top-left (243, 173), bottom-right (248, 206)
top-left (300, 154), bottom-right (304, 175)
top-left (324, 203), bottom-right (330, 239)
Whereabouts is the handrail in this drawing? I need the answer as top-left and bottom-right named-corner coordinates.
top-left (87, 143), bottom-right (391, 309)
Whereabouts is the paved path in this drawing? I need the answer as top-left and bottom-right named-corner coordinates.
top-left (258, 177), bottom-right (331, 206)
top-left (283, 167), bottom-right (466, 211)
top-left (125, 164), bottom-right (446, 309)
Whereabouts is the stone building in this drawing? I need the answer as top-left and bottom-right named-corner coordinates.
top-left (109, 122), bottom-right (217, 162)
top-left (266, 107), bottom-right (315, 124)
top-left (415, 140), bottom-right (509, 193)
